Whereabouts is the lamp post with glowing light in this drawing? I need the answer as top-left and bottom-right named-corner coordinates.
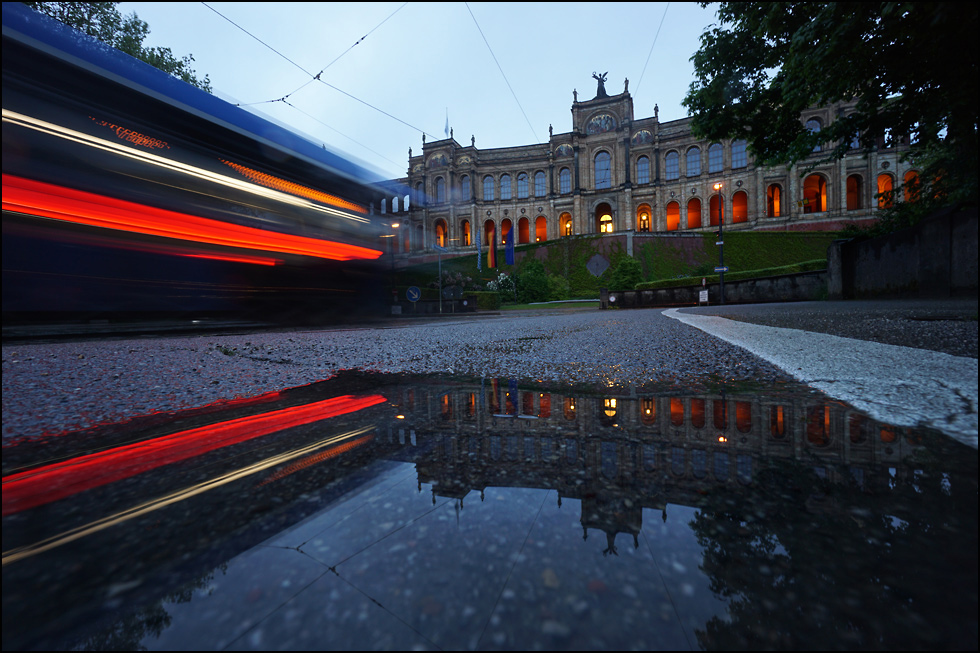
top-left (713, 182), bottom-right (725, 305)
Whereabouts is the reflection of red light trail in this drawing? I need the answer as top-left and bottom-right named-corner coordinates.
top-left (1, 394), bottom-right (386, 516)
top-left (1, 175), bottom-right (382, 262)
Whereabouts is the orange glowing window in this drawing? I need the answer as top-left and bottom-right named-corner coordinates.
top-left (670, 398), bottom-right (684, 426)
top-left (691, 398), bottom-right (706, 429)
top-left (91, 116), bottom-right (170, 150)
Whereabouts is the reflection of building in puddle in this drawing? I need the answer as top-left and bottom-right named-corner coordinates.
top-left (379, 379), bottom-right (932, 551)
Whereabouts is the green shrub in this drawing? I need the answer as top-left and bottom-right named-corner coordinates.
top-left (608, 256), bottom-right (644, 291)
top-left (468, 291), bottom-right (500, 310)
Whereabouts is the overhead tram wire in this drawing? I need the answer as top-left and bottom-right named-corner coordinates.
top-left (633, 2), bottom-right (670, 98)
top-left (200, 2), bottom-right (437, 157)
top-left (465, 2), bottom-right (539, 144)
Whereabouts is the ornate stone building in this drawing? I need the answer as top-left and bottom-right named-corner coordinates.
top-left (381, 74), bottom-right (917, 257)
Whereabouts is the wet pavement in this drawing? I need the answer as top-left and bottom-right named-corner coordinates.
top-left (3, 371), bottom-right (977, 650)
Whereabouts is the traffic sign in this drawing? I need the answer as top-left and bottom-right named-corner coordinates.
top-left (714, 266), bottom-right (729, 273)
top-left (406, 286), bottom-right (421, 302)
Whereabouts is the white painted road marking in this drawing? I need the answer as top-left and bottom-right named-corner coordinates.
top-left (664, 308), bottom-right (978, 449)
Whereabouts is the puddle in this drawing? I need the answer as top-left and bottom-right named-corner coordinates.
top-left (2, 372), bottom-right (977, 650)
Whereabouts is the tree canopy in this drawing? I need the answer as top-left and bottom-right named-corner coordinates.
top-left (683, 2), bottom-right (977, 220)
top-left (24, 2), bottom-right (212, 92)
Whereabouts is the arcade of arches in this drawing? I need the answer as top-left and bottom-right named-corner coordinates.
top-left (381, 77), bottom-right (918, 256)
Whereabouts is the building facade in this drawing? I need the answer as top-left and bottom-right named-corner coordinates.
top-left (380, 75), bottom-right (917, 257)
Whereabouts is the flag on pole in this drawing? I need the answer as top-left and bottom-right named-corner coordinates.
top-left (488, 225), bottom-right (497, 268)
top-left (504, 227), bottom-right (515, 265)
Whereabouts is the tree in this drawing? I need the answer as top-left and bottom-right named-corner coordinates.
top-left (24, 2), bottom-right (212, 92)
top-left (683, 2), bottom-right (977, 221)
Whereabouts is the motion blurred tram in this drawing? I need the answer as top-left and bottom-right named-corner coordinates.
top-left (2, 3), bottom-right (399, 327)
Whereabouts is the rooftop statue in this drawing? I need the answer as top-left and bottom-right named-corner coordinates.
top-left (593, 71), bottom-right (608, 98)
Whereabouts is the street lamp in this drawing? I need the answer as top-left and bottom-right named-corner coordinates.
top-left (713, 182), bottom-right (725, 305)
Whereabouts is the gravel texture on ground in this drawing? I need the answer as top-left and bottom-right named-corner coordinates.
top-left (3, 309), bottom-right (799, 442)
top-left (685, 299), bottom-right (979, 359)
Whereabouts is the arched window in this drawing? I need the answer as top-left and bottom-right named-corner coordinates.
top-left (731, 140), bottom-right (748, 168)
top-left (708, 143), bottom-right (723, 173)
top-left (392, 196), bottom-right (399, 213)
top-left (461, 220), bottom-right (471, 246)
top-left (459, 175), bottom-right (470, 203)
top-left (877, 174), bottom-right (894, 208)
top-left (806, 118), bottom-right (822, 152)
top-left (713, 400), bottom-right (728, 430)
top-left (518, 217), bottom-right (530, 244)
top-left (807, 405), bottom-right (831, 447)
top-left (381, 198), bottom-right (386, 214)
top-left (636, 156), bottom-right (650, 184)
top-left (559, 168), bottom-right (571, 194)
top-left (670, 398), bottom-right (684, 426)
top-left (484, 219), bottom-right (495, 244)
top-left (434, 219), bottom-right (448, 247)
top-left (435, 177), bottom-right (446, 204)
top-left (710, 193), bottom-right (723, 226)
top-left (665, 151), bottom-right (679, 181)
top-left (500, 174), bottom-right (512, 200)
top-left (561, 212), bottom-right (573, 237)
top-left (534, 171), bottom-right (547, 197)
top-left (736, 402), bottom-right (752, 433)
top-left (686, 147), bottom-right (701, 177)
top-left (483, 176), bottom-right (495, 201)
top-left (666, 201), bottom-right (680, 231)
top-left (535, 216), bottom-right (547, 242)
top-left (903, 170), bottom-right (920, 202)
top-left (637, 204), bottom-right (651, 232)
top-left (594, 151), bottom-right (611, 189)
top-left (767, 184), bottom-right (782, 217)
top-left (687, 198), bottom-right (702, 229)
top-left (517, 173), bottom-right (528, 199)
top-left (803, 174), bottom-right (826, 213)
top-left (846, 175), bottom-right (863, 210)
top-left (691, 399), bottom-right (706, 429)
top-left (415, 182), bottom-right (424, 207)
top-left (732, 190), bottom-right (748, 223)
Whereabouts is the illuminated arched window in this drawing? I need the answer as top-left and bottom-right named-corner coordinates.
top-left (434, 219), bottom-right (448, 247)
top-left (904, 170), bottom-right (920, 203)
top-left (460, 219), bottom-right (471, 246)
top-left (670, 398), bottom-right (684, 426)
top-left (636, 156), bottom-right (650, 184)
top-left (534, 171), bottom-right (547, 197)
top-left (517, 173), bottom-right (529, 199)
top-left (735, 401), bottom-right (752, 432)
top-left (767, 184), bottom-right (782, 217)
top-left (708, 143), bottom-right (723, 173)
top-left (483, 176), bottom-right (495, 201)
top-left (535, 216), bottom-right (547, 242)
top-left (559, 167), bottom-right (571, 194)
top-left (637, 204), bottom-right (651, 232)
top-left (770, 406), bottom-right (786, 438)
top-left (665, 151), bottom-right (679, 181)
top-left (847, 175), bottom-right (863, 210)
top-left (666, 201), bottom-right (680, 231)
top-left (710, 193), bottom-right (723, 226)
top-left (594, 151), bottom-right (612, 189)
top-left (807, 405), bottom-right (831, 447)
top-left (713, 400), bottom-right (728, 430)
top-left (435, 177), bottom-right (446, 203)
top-left (687, 198), bottom-right (702, 229)
top-left (686, 147), bottom-right (701, 176)
top-left (803, 174), bottom-right (827, 213)
top-left (518, 217), bottom-right (530, 244)
top-left (877, 173), bottom-right (894, 208)
top-left (561, 212), bottom-right (573, 236)
top-left (732, 190), bottom-right (748, 223)
top-left (691, 398), bottom-right (706, 429)
top-left (641, 398), bottom-right (656, 424)
top-left (563, 397), bottom-right (577, 421)
top-left (500, 174), bottom-right (512, 200)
